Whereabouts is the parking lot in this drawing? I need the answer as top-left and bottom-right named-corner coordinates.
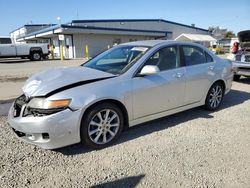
top-left (0, 58), bottom-right (84, 101)
top-left (0, 59), bottom-right (250, 187)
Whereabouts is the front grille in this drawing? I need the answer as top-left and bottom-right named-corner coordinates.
top-left (235, 55), bottom-right (241, 61)
top-left (235, 54), bottom-right (250, 62)
top-left (245, 55), bottom-right (250, 62)
top-left (13, 94), bottom-right (28, 117)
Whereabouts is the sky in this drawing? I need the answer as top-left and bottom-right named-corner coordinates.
top-left (0, 0), bottom-right (249, 36)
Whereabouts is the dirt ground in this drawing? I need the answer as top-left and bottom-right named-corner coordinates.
top-left (0, 79), bottom-right (250, 188)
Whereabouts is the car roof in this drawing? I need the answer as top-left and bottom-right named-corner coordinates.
top-left (120, 40), bottom-right (201, 48)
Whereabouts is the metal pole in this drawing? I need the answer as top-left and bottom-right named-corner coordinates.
top-left (85, 45), bottom-right (89, 60)
top-left (60, 45), bottom-right (64, 60)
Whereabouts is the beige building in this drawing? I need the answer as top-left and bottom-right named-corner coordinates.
top-left (10, 19), bottom-right (210, 59)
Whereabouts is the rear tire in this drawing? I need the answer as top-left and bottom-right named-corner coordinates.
top-left (204, 82), bottom-right (224, 111)
top-left (233, 75), bottom-right (241, 81)
top-left (80, 102), bottom-right (124, 149)
top-left (30, 51), bottom-right (42, 61)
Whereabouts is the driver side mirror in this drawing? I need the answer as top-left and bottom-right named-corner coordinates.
top-left (139, 65), bottom-right (160, 76)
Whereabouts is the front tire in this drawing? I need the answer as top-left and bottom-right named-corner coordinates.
top-left (80, 103), bottom-right (124, 149)
top-left (204, 82), bottom-right (224, 111)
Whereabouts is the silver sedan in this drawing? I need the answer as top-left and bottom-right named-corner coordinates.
top-left (8, 40), bottom-right (233, 149)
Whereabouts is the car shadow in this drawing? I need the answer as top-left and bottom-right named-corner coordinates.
top-left (55, 88), bottom-right (250, 155)
top-left (90, 174), bottom-right (145, 188)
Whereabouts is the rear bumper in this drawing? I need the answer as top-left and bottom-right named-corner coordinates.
top-left (8, 104), bottom-right (82, 149)
top-left (224, 72), bottom-right (234, 94)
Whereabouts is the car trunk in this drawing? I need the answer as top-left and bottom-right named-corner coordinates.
top-left (238, 30), bottom-right (250, 50)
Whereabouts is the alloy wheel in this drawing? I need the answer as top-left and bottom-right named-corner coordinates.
top-left (88, 109), bottom-right (120, 145)
top-left (208, 85), bottom-right (223, 108)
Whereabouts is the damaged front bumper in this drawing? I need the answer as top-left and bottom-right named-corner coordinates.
top-left (7, 96), bottom-right (82, 149)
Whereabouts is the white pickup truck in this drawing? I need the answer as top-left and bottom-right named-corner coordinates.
top-left (0, 43), bottom-right (50, 61)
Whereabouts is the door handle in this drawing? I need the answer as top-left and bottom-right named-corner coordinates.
top-left (175, 72), bottom-right (184, 78)
top-left (208, 65), bottom-right (214, 70)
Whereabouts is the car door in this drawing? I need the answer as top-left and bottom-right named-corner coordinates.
top-left (181, 45), bottom-right (216, 104)
top-left (132, 45), bottom-right (186, 119)
top-left (0, 44), bottom-right (16, 56)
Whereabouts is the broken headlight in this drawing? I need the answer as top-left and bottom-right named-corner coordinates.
top-left (24, 98), bottom-right (72, 116)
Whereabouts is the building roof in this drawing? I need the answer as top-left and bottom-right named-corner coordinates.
top-left (15, 19), bottom-right (209, 41)
top-left (72, 19), bottom-right (209, 32)
top-left (10, 24), bottom-right (56, 33)
top-left (175, 33), bottom-right (216, 42)
top-left (17, 23), bottom-right (171, 41)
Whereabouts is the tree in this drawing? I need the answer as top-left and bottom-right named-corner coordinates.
top-left (224, 31), bottom-right (236, 38)
top-left (208, 26), bottom-right (236, 40)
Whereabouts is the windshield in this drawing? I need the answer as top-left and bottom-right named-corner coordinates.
top-left (82, 45), bottom-right (149, 75)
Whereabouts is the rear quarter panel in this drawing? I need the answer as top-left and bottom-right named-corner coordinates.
top-left (211, 57), bottom-right (233, 94)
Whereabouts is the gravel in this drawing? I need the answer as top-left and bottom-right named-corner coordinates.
top-left (0, 79), bottom-right (250, 188)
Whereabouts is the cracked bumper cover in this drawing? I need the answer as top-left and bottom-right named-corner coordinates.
top-left (8, 104), bottom-right (82, 149)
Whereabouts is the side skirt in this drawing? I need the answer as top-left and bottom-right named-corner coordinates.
top-left (129, 101), bottom-right (204, 127)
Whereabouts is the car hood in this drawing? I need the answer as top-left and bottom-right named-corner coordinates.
top-left (22, 66), bottom-right (114, 97)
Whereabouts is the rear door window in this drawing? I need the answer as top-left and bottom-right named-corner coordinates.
top-left (144, 46), bottom-right (181, 71)
top-left (182, 46), bottom-right (206, 66)
top-left (205, 51), bottom-right (214, 62)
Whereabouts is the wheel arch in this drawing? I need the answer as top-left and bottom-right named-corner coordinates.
top-left (203, 79), bottom-right (226, 111)
top-left (211, 79), bottom-right (226, 93)
top-left (81, 99), bottom-right (129, 131)
top-left (202, 79), bottom-right (226, 105)
top-left (29, 47), bottom-right (43, 55)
